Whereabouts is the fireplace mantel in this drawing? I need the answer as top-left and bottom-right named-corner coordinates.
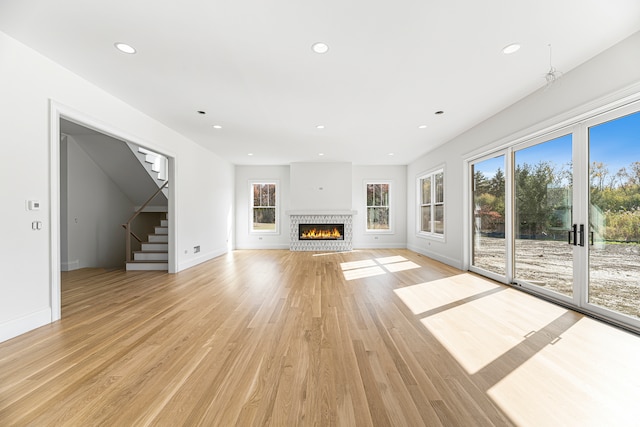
top-left (286, 210), bottom-right (357, 216)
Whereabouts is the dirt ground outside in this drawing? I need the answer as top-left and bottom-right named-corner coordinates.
top-left (473, 236), bottom-right (640, 319)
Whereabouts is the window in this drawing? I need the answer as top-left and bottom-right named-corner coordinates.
top-left (418, 168), bottom-right (444, 237)
top-left (365, 182), bottom-right (391, 232)
top-left (250, 181), bottom-right (278, 233)
top-left (465, 99), bottom-right (640, 334)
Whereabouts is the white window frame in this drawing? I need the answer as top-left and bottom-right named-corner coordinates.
top-left (249, 180), bottom-right (279, 234)
top-left (417, 167), bottom-right (445, 240)
top-left (364, 180), bottom-right (393, 234)
top-left (462, 91), bottom-right (640, 335)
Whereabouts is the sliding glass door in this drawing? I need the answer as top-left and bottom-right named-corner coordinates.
top-left (471, 154), bottom-right (507, 279)
top-left (468, 102), bottom-right (640, 332)
top-left (587, 109), bottom-right (640, 322)
top-left (513, 133), bottom-right (574, 299)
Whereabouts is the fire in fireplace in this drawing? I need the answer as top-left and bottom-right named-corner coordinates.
top-left (299, 224), bottom-right (344, 240)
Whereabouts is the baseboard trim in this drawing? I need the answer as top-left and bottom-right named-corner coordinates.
top-left (177, 247), bottom-right (227, 272)
top-left (0, 308), bottom-right (52, 344)
top-left (352, 243), bottom-right (408, 250)
top-left (234, 243), bottom-right (291, 250)
top-left (61, 260), bottom-right (80, 271)
top-left (407, 244), bottom-right (463, 270)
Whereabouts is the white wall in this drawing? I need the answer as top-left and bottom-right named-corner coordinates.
top-left (290, 162), bottom-right (352, 211)
top-left (407, 31), bottom-right (640, 269)
top-left (352, 165), bottom-right (407, 249)
top-left (234, 164), bottom-right (408, 249)
top-left (0, 31), bottom-right (234, 342)
top-left (235, 165), bottom-right (290, 249)
top-left (62, 136), bottom-right (134, 269)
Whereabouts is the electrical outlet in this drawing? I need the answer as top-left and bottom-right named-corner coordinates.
top-left (194, 245), bottom-right (200, 253)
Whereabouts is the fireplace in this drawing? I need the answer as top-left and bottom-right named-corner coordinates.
top-left (288, 211), bottom-right (355, 251)
top-left (299, 224), bottom-right (344, 240)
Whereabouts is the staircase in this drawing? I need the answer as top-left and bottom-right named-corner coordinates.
top-left (123, 143), bottom-right (170, 271)
top-left (126, 217), bottom-right (169, 271)
top-left (128, 143), bottom-right (169, 199)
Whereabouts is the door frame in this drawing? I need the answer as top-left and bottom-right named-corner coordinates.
top-left (49, 100), bottom-right (178, 321)
top-left (578, 101), bottom-right (640, 330)
top-left (463, 90), bottom-right (640, 334)
top-left (467, 150), bottom-right (512, 285)
top-left (510, 127), bottom-right (577, 308)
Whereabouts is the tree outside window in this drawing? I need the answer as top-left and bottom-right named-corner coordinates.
top-left (418, 169), bottom-right (444, 237)
top-left (366, 182), bottom-right (391, 231)
top-left (251, 182), bottom-right (277, 232)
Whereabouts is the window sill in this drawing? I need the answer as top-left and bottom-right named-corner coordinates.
top-left (416, 232), bottom-right (445, 242)
top-left (365, 229), bottom-right (394, 235)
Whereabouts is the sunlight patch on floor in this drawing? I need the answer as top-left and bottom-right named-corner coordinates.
top-left (488, 316), bottom-right (640, 426)
top-left (341, 256), bottom-right (420, 280)
top-left (420, 285), bottom-right (567, 374)
top-left (383, 261), bottom-right (420, 273)
top-left (375, 256), bottom-right (409, 265)
top-left (394, 273), bottom-right (499, 315)
top-left (342, 266), bottom-right (386, 280)
top-left (340, 259), bottom-right (377, 270)
top-left (390, 263), bottom-right (640, 425)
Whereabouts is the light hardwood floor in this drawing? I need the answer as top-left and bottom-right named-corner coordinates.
top-left (1, 249), bottom-right (639, 426)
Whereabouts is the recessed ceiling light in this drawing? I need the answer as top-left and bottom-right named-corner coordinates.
top-left (318, 153), bottom-right (325, 156)
top-left (197, 110), bottom-right (206, 115)
top-left (248, 153), bottom-right (254, 156)
top-left (316, 125), bottom-right (325, 129)
top-left (388, 153), bottom-right (395, 156)
top-left (502, 43), bottom-right (521, 54)
top-left (418, 125), bottom-right (427, 129)
top-left (435, 111), bottom-right (444, 115)
top-left (312, 42), bottom-right (329, 54)
top-left (114, 42), bottom-right (136, 54)
top-left (213, 125), bottom-right (222, 129)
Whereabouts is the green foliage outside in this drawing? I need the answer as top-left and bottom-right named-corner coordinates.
top-left (474, 161), bottom-right (640, 243)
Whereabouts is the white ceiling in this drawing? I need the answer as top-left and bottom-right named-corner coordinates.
top-left (1, 0), bottom-right (639, 165)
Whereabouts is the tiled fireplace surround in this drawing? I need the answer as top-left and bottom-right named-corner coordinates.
top-left (288, 211), bottom-right (355, 251)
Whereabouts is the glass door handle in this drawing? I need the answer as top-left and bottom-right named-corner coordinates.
top-left (579, 224), bottom-right (585, 247)
top-left (568, 224), bottom-right (578, 246)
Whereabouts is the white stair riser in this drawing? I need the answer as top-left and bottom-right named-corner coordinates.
top-left (142, 243), bottom-right (168, 251)
top-left (155, 227), bottom-right (168, 235)
top-left (148, 235), bottom-right (168, 243)
top-left (160, 220), bottom-right (168, 227)
top-left (134, 252), bottom-right (168, 261)
top-left (126, 262), bottom-right (168, 271)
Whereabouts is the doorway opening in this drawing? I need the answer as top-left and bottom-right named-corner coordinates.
top-left (50, 102), bottom-right (176, 321)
